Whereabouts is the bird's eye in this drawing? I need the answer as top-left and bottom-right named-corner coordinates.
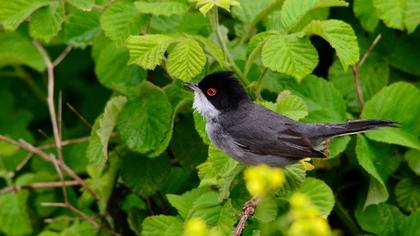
top-left (206, 88), bottom-right (217, 97)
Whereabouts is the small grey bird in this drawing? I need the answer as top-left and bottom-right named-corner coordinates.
top-left (184, 71), bottom-right (397, 167)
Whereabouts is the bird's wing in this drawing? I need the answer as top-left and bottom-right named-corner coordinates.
top-left (224, 106), bottom-right (325, 160)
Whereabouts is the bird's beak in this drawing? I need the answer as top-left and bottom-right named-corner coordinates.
top-left (183, 82), bottom-right (199, 91)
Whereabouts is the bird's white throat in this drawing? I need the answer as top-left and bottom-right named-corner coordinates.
top-left (193, 91), bottom-right (219, 120)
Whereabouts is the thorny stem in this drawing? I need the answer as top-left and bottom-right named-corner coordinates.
top-left (210, 8), bottom-right (248, 85)
top-left (351, 34), bottom-right (382, 112)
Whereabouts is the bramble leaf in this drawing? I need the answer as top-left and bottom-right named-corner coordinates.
top-left (0, 190), bottom-right (32, 235)
top-left (134, 1), bottom-right (189, 16)
top-left (296, 177), bottom-right (335, 217)
top-left (29, 2), bottom-right (64, 43)
top-left (353, 0), bottom-right (379, 32)
top-left (101, 1), bottom-right (148, 45)
top-left (0, 0), bottom-right (49, 31)
top-left (126, 34), bottom-right (174, 70)
top-left (395, 177), bottom-right (420, 213)
top-left (167, 39), bottom-right (206, 81)
top-left (262, 34), bottom-right (318, 81)
top-left (141, 215), bottom-right (184, 236)
top-left (67, 0), bottom-right (95, 11)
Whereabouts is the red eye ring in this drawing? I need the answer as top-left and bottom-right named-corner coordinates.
top-left (207, 88), bottom-right (217, 96)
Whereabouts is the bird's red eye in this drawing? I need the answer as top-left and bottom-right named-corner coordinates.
top-left (207, 88), bottom-right (217, 96)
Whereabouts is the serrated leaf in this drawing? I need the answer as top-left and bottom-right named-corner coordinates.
top-left (0, 32), bottom-right (45, 72)
top-left (398, 211), bottom-right (420, 236)
top-left (127, 34), bottom-right (174, 70)
top-left (29, 2), bottom-right (64, 43)
top-left (278, 163), bottom-right (306, 196)
top-left (135, 1), bottom-right (189, 16)
top-left (67, 0), bottom-right (95, 11)
top-left (101, 1), bottom-right (148, 45)
top-left (167, 187), bottom-right (213, 218)
top-left (361, 82), bottom-right (420, 149)
top-left (355, 203), bottom-right (406, 235)
top-left (0, 190), bottom-right (32, 235)
top-left (117, 82), bottom-right (173, 156)
top-left (262, 34), bottom-right (318, 81)
top-left (151, 13), bottom-right (211, 35)
top-left (305, 20), bottom-right (359, 70)
top-left (0, 0), bottom-right (49, 31)
top-left (353, 0), bottom-right (379, 32)
top-left (389, 35), bottom-right (420, 77)
top-left (405, 0), bottom-right (420, 33)
top-left (197, 145), bottom-right (239, 187)
top-left (190, 0), bottom-right (240, 15)
top-left (121, 153), bottom-right (171, 196)
top-left (59, 10), bottom-right (101, 48)
top-left (405, 149), bottom-right (420, 176)
top-left (373, 0), bottom-right (405, 30)
top-left (232, 0), bottom-right (276, 23)
top-left (254, 195), bottom-right (278, 222)
top-left (356, 135), bottom-right (401, 207)
top-left (193, 112), bottom-right (210, 144)
top-left (193, 35), bottom-right (224, 66)
top-left (167, 39), bottom-right (206, 81)
top-left (142, 215), bottom-right (184, 236)
top-left (395, 177), bottom-right (420, 213)
top-left (276, 92), bottom-right (308, 121)
top-left (87, 96), bottom-right (127, 170)
top-left (280, 0), bottom-right (317, 31)
top-left (94, 41), bottom-right (146, 96)
top-left (296, 177), bottom-right (334, 217)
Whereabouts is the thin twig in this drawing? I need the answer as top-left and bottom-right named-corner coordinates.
top-left (15, 153), bottom-right (33, 172)
top-left (53, 45), bottom-right (72, 67)
top-left (0, 180), bottom-right (80, 195)
top-left (38, 132), bottom-right (117, 150)
top-left (58, 91), bottom-right (63, 138)
top-left (66, 102), bottom-right (92, 128)
top-left (351, 34), bottom-right (382, 112)
top-left (42, 202), bottom-right (121, 236)
top-left (233, 197), bottom-right (258, 236)
top-left (33, 40), bottom-right (68, 203)
top-left (0, 135), bottom-right (99, 199)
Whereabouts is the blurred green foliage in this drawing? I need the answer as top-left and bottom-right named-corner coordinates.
top-left (0, 0), bottom-right (419, 235)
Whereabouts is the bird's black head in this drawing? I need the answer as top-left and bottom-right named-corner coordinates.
top-left (184, 71), bottom-right (250, 112)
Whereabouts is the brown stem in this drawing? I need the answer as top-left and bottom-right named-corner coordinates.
top-left (0, 180), bottom-right (80, 194)
top-left (66, 102), bottom-right (92, 128)
top-left (42, 202), bottom-right (121, 236)
top-left (0, 135), bottom-right (99, 199)
top-left (33, 40), bottom-right (68, 202)
top-left (53, 45), bottom-right (72, 67)
top-left (351, 34), bottom-right (382, 112)
top-left (232, 197), bottom-right (259, 236)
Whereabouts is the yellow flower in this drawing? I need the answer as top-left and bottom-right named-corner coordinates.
top-left (244, 164), bottom-right (285, 197)
top-left (289, 193), bottom-right (319, 219)
top-left (288, 218), bottom-right (331, 236)
top-left (184, 218), bottom-right (208, 236)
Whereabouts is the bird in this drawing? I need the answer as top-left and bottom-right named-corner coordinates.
top-left (183, 71), bottom-right (398, 167)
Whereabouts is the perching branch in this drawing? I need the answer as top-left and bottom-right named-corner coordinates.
top-left (233, 197), bottom-right (259, 236)
top-left (351, 34), bottom-right (382, 112)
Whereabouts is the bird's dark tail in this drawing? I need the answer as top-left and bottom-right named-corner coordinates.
top-left (316, 120), bottom-right (399, 138)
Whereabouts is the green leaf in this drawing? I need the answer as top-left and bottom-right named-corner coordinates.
top-left (279, 163), bottom-right (306, 196)
top-left (405, 149), bottom-right (420, 176)
top-left (254, 195), bottom-right (278, 223)
top-left (280, 0), bottom-right (317, 31)
top-left (275, 91), bottom-right (308, 121)
top-left (59, 10), bottom-right (101, 48)
top-left (296, 177), bottom-right (334, 217)
top-left (151, 13), bottom-right (211, 35)
top-left (232, 0), bottom-right (276, 23)
top-left (171, 114), bottom-right (208, 170)
top-left (0, 32), bottom-right (45, 72)
top-left (193, 112), bottom-right (210, 144)
top-left (121, 153), bottom-right (171, 196)
top-left (398, 211), bottom-right (420, 236)
top-left (94, 41), bottom-right (146, 96)
top-left (101, 1), bottom-right (148, 46)
top-left (142, 215), bottom-right (184, 236)
top-left (197, 145), bottom-right (239, 187)
top-left (356, 135), bottom-right (401, 207)
top-left (117, 82), bottom-right (173, 156)
top-left (353, 0), bottom-right (379, 32)
top-left (262, 34), bottom-right (318, 81)
top-left (0, 190), bottom-right (32, 235)
top-left (355, 203), bottom-right (406, 235)
top-left (167, 187), bottom-right (213, 219)
top-left (305, 20), bottom-right (359, 70)
top-left (126, 34), bottom-right (174, 70)
top-left (67, 0), bottom-right (95, 11)
top-left (329, 54), bottom-right (389, 111)
top-left (389, 35), bottom-right (420, 77)
top-left (395, 177), bottom-right (420, 213)
top-left (167, 39), bottom-right (206, 81)
top-left (29, 2), bottom-right (65, 43)
top-left (0, 0), bottom-right (49, 31)
top-left (361, 82), bottom-right (420, 150)
top-left (373, 0), bottom-right (405, 30)
top-left (134, 1), bottom-right (189, 16)
top-left (192, 35), bottom-right (225, 66)
top-left (61, 220), bottom-right (99, 236)
top-left (87, 96), bottom-right (127, 170)
top-left (405, 0), bottom-right (420, 33)
top-left (190, 0), bottom-right (240, 15)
